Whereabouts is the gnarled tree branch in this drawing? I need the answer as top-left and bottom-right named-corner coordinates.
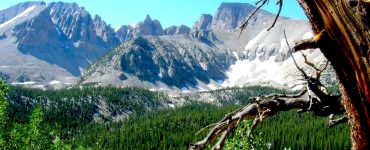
top-left (190, 28), bottom-right (347, 150)
top-left (190, 85), bottom-right (344, 150)
top-left (294, 29), bottom-right (326, 51)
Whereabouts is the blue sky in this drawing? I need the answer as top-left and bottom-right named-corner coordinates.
top-left (0, 0), bottom-right (307, 28)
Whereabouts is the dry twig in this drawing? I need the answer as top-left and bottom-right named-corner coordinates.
top-left (238, 0), bottom-right (283, 39)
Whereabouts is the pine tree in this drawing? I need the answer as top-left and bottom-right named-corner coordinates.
top-left (0, 79), bottom-right (9, 149)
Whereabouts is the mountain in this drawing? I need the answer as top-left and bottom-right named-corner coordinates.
top-left (164, 25), bottom-right (190, 35)
top-left (210, 3), bottom-right (274, 31)
top-left (192, 14), bottom-right (212, 31)
top-left (132, 15), bottom-right (165, 36)
top-left (79, 35), bottom-right (236, 89)
top-left (0, 2), bottom-right (119, 88)
top-left (115, 15), bottom-right (168, 42)
top-left (115, 25), bottom-right (131, 42)
top-left (0, 1), bottom-right (331, 90)
top-left (79, 2), bottom-right (330, 90)
top-left (49, 2), bottom-right (119, 60)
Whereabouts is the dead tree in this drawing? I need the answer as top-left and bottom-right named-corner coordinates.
top-left (192, 0), bottom-right (370, 149)
top-left (296, 0), bottom-right (370, 149)
top-left (189, 31), bottom-right (345, 149)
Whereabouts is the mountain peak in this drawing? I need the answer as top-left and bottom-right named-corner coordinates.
top-left (0, 1), bottom-right (46, 25)
top-left (192, 14), bottom-right (213, 31)
top-left (94, 14), bottom-right (101, 21)
top-left (210, 2), bottom-right (272, 31)
top-left (17, 1), bottom-right (46, 6)
top-left (145, 14), bottom-right (152, 21)
top-left (131, 15), bottom-right (164, 36)
top-left (48, 1), bottom-right (80, 9)
top-left (218, 2), bottom-right (254, 8)
top-left (164, 25), bottom-right (190, 35)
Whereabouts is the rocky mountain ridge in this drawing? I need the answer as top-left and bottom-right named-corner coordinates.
top-left (0, 1), bottom-right (123, 88)
top-left (0, 1), bottom-right (330, 91)
top-left (80, 3), bottom-right (325, 90)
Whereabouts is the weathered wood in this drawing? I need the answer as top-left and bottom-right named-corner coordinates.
top-left (294, 30), bottom-right (325, 51)
top-left (192, 0), bottom-right (370, 149)
top-left (298, 0), bottom-right (370, 149)
top-left (189, 86), bottom-right (344, 150)
top-left (190, 37), bottom-right (345, 148)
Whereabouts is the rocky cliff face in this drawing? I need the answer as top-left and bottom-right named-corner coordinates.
top-left (93, 15), bottom-right (118, 48)
top-left (191, 14), bottom-right (212, 31)
top-left (0, 2), bottom-right (120, 87)
top-left (0, 1), bottom-right (46, 24)
top-left (164, 26), bottom-right (177, 35)
top-left (116, 15), bottom-right (191, 41)
top-left (80, 36), bottom-right (236, 89)
top-left (210, 3), bottom-right (275, 31)
top-left (13, 5), bottom-right (81, 75)
top-left (132, 15), bottom-right (164, 36)
top-left (115, 25), bottom-right (132, 42)
top-left (188, 2), bottom-right (310, 63)
top-left (115, 15), bottom-right (168, 41)
top-left (48, 2), bottom-right (119, 61)
top-left (164, 25), bottom-right (190, 35)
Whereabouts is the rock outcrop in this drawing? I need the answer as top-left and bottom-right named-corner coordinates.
top-left (0, 2), bottom-right (120, 87)
top-left (132, 15), bottom-right (164, 36)
top-left (164, 25), bottom-right (190, 35)
top-left (191, 14), bottom-right (213, 31)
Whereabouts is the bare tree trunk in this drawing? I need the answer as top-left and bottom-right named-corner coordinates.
top-left (297, 0), bottom-right (370, 149)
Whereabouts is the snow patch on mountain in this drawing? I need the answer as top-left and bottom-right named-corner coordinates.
top-left (207, 83), bottom-right (219, 90)
top-left (0, 5), bottom-right (45, 30)
top-left (222, 56), bottom-right (281, 87)
top-left (49, 80), bottom-right (61, 85)
top-left (55, 26), bottom-right (62, 35)
top-left (11, 81), bottom-right (37, 85)
top-left (244, 29), bottom-right (268, 51)
top-left (232, 52), bottom-right (239, 60)
top-left (279, 39), bottom-right (288, 53)
top-left (221, 49), bottom-right (327, 88)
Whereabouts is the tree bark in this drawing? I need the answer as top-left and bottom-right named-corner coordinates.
top-left (297, 0), bottom-right (370, 149)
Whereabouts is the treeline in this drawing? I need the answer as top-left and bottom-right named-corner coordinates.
top-left (66, 104), bottom-right (239, 149)
top-left (209, 86), bottom-right (286, 105)
top-left (63, 104), bottom-right (350, 149)
top-left (256, 111), bottom-right (350, 150)
top-left (1, 83), bottom-right (349, 149)
top-left (6, 86), bottom-right (168, 139)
